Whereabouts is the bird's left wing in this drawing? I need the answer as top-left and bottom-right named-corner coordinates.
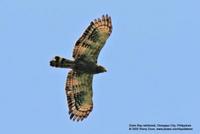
top-left (73, 14), bottom-right (112, 63)
top-left (66, 70), bottom-right (93, 121)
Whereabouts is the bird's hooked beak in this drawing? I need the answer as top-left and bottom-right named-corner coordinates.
top-left (99, 65), bottom-right (107, 72)
top-left (96, 65), bottom-right (107, 73)
top-left (102, 68), bottom-right (107, 72)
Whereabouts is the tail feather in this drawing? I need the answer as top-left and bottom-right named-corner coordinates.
top-left (50, 56), bottom-right (74, 68)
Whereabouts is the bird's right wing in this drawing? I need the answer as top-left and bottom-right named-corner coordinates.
top-left (66, 70), bottom-right (93, 121)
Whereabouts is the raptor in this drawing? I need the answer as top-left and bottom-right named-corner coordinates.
top-left (50, 14), bottom-right (112, 121)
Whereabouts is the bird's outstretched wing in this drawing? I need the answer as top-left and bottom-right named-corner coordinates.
top-left (66, 70), bottom-right (93, 121)
top-left (73, 14), bottom-right (112, 63)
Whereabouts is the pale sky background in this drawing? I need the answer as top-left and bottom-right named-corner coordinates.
top-left (0, 0), bottom-right (200, 134)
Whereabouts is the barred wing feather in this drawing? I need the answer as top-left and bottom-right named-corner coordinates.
top-left (73, 14), bottom-right (112, 63)
top-left (66, 71), bottom-right (93, 121)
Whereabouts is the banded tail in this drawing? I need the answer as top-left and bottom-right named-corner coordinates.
top-left (50, 56), bottom-right (74, 68)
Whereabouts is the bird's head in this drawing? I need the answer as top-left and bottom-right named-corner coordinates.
top-left (96, 65), bottom-right (107, 74)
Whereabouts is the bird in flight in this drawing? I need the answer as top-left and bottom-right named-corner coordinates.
top-left (50, 14), bottom-right (112, 121)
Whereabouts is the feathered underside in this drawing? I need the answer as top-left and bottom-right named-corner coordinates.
top-left (64, 14), bottom-right (112, 121)
top-left (50, 15), bottom-right (112, 122)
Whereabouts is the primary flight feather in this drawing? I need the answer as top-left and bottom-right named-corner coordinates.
top-left (50, 14), bottom-right (112, 121)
